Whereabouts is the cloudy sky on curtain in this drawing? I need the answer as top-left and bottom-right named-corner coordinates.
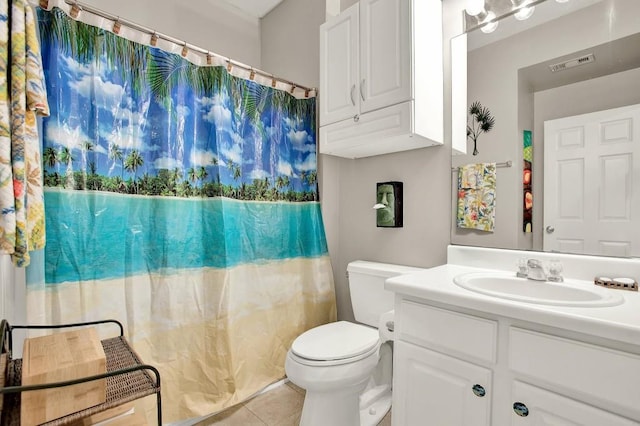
top-left (27, 5), bottom-right (336, 421)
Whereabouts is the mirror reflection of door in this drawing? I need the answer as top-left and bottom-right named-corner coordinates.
top-left (544, 103), bottom-right (640, 256)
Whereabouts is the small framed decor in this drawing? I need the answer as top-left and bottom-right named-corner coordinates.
top-left (376, 181), bottom-right (403, 228)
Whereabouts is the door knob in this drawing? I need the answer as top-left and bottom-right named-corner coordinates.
top-left (546, 226), bottom-right (555, 234)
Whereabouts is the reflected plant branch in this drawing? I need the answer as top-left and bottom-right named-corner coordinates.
top-left (467, 101), bottom-right (496, 156)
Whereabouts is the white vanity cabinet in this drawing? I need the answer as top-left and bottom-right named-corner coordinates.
top-left (393, 301), bottom-right (496, 425)
top-left (511, 381), bottom-right (637, 425)
top-left (394, 341), bottom-right (492, 425)
top-left (318, 0), bottom-right (443, 158)
top-left (392, 297), bottom-right (640, 425)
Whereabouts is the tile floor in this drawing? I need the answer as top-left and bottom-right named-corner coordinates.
top-left (197, 381), bottom-right (392, 426)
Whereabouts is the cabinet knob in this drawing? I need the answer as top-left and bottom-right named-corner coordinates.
top-left (353, 114), bottom-right (360, 122)
top-left (350, 84), bottom-right (356, 106)
top-left (360, 79), bottom-right (366, 101)
top-left (513, 402), bottom-right (529, 417)
top-left (471, 384), bottom-right (486, 398)
top-left (546, 225), bottom-right (555, 234)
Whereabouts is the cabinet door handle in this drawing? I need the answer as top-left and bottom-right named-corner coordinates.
top-left (471, 384), bottom-right (486, 397)
top-left (360, 79), bottom-right (366, 101)
top-left (350, 84), bottom-right (356, 106)
top-left (513, 402), bottom-right (529, 417)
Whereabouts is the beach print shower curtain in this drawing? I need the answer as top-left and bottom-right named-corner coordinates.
top-left (27, 5), bottom-right (336, 421)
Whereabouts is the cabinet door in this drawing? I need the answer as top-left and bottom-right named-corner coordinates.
top-left (393, 341), bottom-right (492, 426)
top-left (511, 381), bottom-right (639, 425)
top-left (359, 0), bottom-right (411, 114)
top-left (319, 4), bottom-right (359, 126)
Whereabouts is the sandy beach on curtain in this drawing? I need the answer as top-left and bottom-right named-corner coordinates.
top-left (25, 255), bottom-right (336, 421)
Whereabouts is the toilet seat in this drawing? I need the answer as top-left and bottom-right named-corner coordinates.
top-left (290, 321), bottom-right (380, 366)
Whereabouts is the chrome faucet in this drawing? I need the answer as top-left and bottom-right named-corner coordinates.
top-left (526, 259), bottom-right (547, 281)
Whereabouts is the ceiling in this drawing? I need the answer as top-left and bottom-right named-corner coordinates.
top-left (218, 0), bottom-right (285, 18)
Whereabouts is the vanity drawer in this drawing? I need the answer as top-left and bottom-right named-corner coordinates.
top-left (509, 327), bottom-right (640, 415)
top-left (397, 300), bottom-right (497, 363)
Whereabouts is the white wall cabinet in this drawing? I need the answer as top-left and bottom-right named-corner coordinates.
top-left (319, 4), bottom-right (359, 126)
top-left (319, 0), bottom-right (443, 158)
top-left (393, 298), bottom-right (640, 425)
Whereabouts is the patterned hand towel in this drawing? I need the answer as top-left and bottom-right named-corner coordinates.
top-left (456, 163), bottom-right (496, 232)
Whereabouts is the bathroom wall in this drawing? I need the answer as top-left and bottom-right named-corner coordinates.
top-left (261, 0), bottom-right (465, 321)
top-left (80, 0), bottom-right (261, 66)
top-left (260, 0), bottom-right (324, 88)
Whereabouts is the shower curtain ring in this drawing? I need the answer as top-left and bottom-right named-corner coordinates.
top-left (112, 18), bottom-right (121, 34)
top-left (70, 1), bottom-right (81, 18)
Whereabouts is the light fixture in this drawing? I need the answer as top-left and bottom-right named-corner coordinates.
top-left (555, 0), bottom-right (570, 3)
top-left (511, 0), bottom-right (535, 20)
top-left (465, 1), bottom-right (499, 34)
top-left (466, 0), bottom-right (485, 17)
top-left (480, 11), bottom-right (499, 33)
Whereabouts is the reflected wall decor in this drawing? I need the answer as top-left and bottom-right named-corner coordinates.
top-left (523, 130), bottom-right (532, 232)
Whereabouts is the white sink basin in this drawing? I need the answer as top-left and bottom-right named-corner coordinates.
top-left (453, 272), bottom-right (624, 307)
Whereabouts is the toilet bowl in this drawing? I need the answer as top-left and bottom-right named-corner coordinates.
top-left (285, 261), bottom-right (424, 426)
top-left (285, 321), bottom-right (390, 426)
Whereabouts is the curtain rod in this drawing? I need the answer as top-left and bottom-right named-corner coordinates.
top-left (34, 0), bottom-right (317, 97)
top-left (451, 160), bottom-right (513, 171)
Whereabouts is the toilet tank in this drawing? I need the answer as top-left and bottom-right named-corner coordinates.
top-left (347, 261), bottom-right (424, 327)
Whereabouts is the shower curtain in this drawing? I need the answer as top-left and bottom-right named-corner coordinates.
top-left (26, 5), bottom-right (336, 421)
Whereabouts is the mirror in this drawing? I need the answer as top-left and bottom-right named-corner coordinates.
top-left (451, 0), bottom-right (640, 258)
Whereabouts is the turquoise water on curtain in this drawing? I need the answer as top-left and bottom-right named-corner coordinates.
top-left (38, 190), bottom-right (328, 285)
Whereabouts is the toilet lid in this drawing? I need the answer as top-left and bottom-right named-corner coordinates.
top-left (291, 321), bottom-right (380, 361)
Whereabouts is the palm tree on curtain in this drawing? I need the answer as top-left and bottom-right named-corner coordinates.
top-left (124, 150), bottom-right (144, 194)
top-left (39, 9), bottom-right (149, 97)
top-left (58, 147), bottom-right (75, 188)
top-left (80, 141), bottom-right (94, 188)
top-left (210, 156), bottom-right (221, 196)
top-left (196, 167), bottom-right (208, 196)
top-left (306, 170), bottom-right (318, 201)
top-left (187, 167), bottom-right (197, 185)
top-left (42, 146), bottom-right (58, 186)
top-left (147, 49), bottom-right (228, 107)
top-left (43, 146), bottom-right (57, 168)
top-left (109, 144), bottom-right (125, 181)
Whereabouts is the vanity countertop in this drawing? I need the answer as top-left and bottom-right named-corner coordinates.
top-left (386, 263), bottom-right (640, 348)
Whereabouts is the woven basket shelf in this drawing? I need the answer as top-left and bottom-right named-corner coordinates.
top-left (0, 320), bottom-right (161, 426)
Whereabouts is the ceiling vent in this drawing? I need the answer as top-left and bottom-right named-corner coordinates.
top-left (549, 53), bottom-right (595, 72)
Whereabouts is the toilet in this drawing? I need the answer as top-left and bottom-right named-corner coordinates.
top-left (285, 260), bottom-right (423, 426)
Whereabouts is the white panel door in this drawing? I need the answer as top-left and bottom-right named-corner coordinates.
top-left (393, 341), bottom-right (492, 426)
top-left (319, 4), bottom-right (359, 126)
top-left (359, 0), bottom-right (411, 114)
top-left (544, 103), bottom-right (640, 257)
top-left (511, 381), bottom-right (638, 425)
